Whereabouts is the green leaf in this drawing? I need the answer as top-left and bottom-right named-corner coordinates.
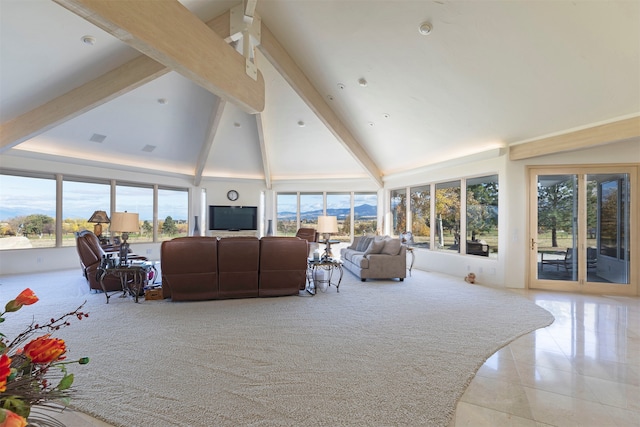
top-left (57, 373), bottom-right (74, 390)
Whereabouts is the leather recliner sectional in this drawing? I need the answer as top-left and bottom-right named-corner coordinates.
top-left (160, 236), bottom-right (308, 301)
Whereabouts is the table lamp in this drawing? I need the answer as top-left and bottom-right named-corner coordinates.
top-left (88, 210), bottom-right (110, 238)
top-left (110, 211), bottom-right (139, 265)
top-left (317, 215), bottom-right (338, 260)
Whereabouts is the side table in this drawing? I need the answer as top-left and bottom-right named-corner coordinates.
top-left (405, 246), bottom-right (415, 276)
top-left (306, 258), bottom-right (343, 295)
top-left (97, 261), bottom-right (154, 303)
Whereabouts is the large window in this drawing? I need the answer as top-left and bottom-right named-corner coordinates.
top-left (0, 172), bottom-right (189, 250)
top-left (158, 188), bottom-right (189, 240)
top-left (354, 193), bottom-right (377, 236)
top-left (276, 193), bottom-right (297, 236)
top-left (62, 178), bottom-right (110, 247)
top-left (115, 183), bottom-right (153, 242)
top-left (300, 193), bottom-right (323, 229)
top-left (435, 181), bottom-right (461, 252)
top-left (466, 175), bottom-right (498, 256)
top-left (390, 189), bottom-right (406, 236)
top-left (0, 173), bottom-right (57, 249)
top-left (410, 185), bottom-right (430, 248)
top-left (327, 193), bottom-right (350, 241)
top-left (276, 192), bottom-right (377, 240)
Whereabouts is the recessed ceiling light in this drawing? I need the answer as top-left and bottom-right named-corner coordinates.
top-left (337, 83), bottom-right (345, 90)
top-left (297, 121), bottom-right (305, 127)
top-left (419, 22), bottom-right (432, 35)
top-left (81, 35), bottom-right (96, 46)
top-left (89, 133), bottom-right (106, 143)
top-left (142, 144), bottom-right (156, 153)
top-left (358, 78), bottom-right (368, 87)
top-left (368, 122), bottom-right (375, 127)
top-left (327, 95), bottom-right (334, 101)
top-left (383, 113), bottom-right (391, 119)
top-left (233, 122), bottom-right (241, 128)
top-left (157, 98), bottom-right (168, 105)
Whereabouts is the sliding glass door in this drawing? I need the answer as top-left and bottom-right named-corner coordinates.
top-left (529, 166), bottom-right (637, 295)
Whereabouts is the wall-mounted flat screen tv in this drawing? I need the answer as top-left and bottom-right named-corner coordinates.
top-left (208, 205), bottom-right (257, 231)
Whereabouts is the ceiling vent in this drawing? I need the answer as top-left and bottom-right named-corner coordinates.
top-left (142, 145), bottom-right (156, 153)
top-left (89, 133), bottom-right (107, 143)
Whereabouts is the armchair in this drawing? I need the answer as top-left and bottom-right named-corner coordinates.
top-left (75, 230), bottom-right (126, 291)
top-left (295, 227), bottom-right (319, 257)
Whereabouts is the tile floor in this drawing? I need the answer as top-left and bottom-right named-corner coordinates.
top-left (451, 290), bottom-right (639, 427)
top-left (4, 271), bottom-right (639, 426)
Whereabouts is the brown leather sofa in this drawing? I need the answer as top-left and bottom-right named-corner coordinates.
top-left (75, 230), bottom-right (147, 292)
top-left (161, 236), bottom-right (308, 302)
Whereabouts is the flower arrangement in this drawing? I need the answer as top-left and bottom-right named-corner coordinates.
top-left (0, 289), bottom-right (89, 427)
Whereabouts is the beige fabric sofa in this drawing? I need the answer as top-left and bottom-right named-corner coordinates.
top-left (340, 236), bottom-right (407, 282)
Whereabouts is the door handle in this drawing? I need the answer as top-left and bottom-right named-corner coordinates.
top-left (531, 239), bottom-right (537, 250)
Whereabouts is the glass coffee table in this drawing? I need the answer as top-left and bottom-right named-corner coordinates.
top-left (306, 258), bottom-right (343, 295)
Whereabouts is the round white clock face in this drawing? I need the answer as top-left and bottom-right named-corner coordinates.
top-left (227, 190), bottom-right (239, 201)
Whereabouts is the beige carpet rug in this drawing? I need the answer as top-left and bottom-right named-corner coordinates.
top-left (0, 268), bottom-right (553, 427)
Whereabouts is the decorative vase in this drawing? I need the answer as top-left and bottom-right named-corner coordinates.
top-left (266, 219), bottom-right (273, 236)
top-left (193, 216), bottom-right (200, 236)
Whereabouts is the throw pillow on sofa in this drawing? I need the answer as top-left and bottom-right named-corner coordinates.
top-left (381, 238), bottom-right (402, 255)
top-left (364, 238), bottom-right (385, 255)
top-left (356, 236), bottom-right (373, 252)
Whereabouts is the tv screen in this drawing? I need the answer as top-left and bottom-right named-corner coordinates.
top-left (209, 205), bottom-right (257, 231)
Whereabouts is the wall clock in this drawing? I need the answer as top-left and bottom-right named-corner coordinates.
top-left (227, 190), bottom-right (239, 201)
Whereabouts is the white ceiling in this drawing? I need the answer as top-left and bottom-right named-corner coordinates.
top-left (1, 0), bottom-right (638, 186)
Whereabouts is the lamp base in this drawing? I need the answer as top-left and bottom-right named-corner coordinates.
top-left (119, 233), bottom-right (130, 266)
top-left (321, 239), bottom-right (333, 261)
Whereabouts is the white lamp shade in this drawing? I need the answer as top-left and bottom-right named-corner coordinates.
top-left (110, 212), bottom-right (139, 233)
top-left (317, 216), bottom-right (338, 234)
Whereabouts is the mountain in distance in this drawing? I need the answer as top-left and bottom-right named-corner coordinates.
top-left (279, 204), bottom-right (377, 221)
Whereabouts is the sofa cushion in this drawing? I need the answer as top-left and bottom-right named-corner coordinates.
top-left (381, 238), bottom-right (402, 255)
top-left (364, 238), bottom-right (385, 255)
top-left (356, 236), bottom-right (373, 252)
top-left (351, 253), bottom-right (369, 269)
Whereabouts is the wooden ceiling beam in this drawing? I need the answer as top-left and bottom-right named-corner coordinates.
top-left (255, 114), bottom-right (272, 189)
top-left (194, 99), bottom-right (227, 187)
top-left (257, 23), bottom-right (383, 188)
top-left (53, 0), bottom-right (264, 114)
top-left (510, 116), bottom-right (640, 160)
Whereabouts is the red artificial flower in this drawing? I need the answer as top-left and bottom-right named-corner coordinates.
top-left (13, 289), bottom-right (38, 306)
top-left (3, 289), bottom-right (38, 313)
top-left (0, 354), bottom-right (11, 393)
top-left (23, 335), bottom-right (66, 364)
top-left (0, 409), bottom-right (27, 427)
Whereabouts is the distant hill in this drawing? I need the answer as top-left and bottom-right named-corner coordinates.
top-left (279, 204), bottom-right (377, 220)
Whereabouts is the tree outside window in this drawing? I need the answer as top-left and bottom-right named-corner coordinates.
top-left (435, 181), bottom-right (460, 252)
top-left (390, 189), bottom-right (406, 236)
top-left (466, 175), bottom-right (498, 256)
top-left (410, 185), bottom-right (430, 248)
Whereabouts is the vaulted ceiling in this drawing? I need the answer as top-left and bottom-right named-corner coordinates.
top-left (1, 1), bottom-right (638, 188)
